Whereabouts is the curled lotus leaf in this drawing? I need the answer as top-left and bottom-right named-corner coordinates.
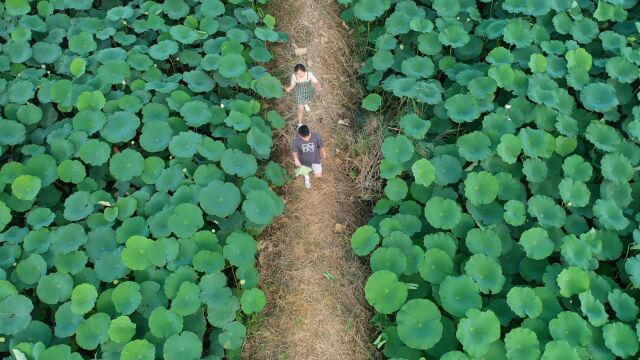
top-left (456, 309), bottom-right (501, 358)
top-left (580, 83), bottom-right (619, 113)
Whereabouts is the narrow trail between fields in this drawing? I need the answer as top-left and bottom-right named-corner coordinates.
top-left (243, 0), bottom-right (374, 359)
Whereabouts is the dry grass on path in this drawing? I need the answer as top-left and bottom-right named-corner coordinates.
top-left (243, 0), bottom-right (376, 359)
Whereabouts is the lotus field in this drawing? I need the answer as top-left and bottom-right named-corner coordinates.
top-left (0, 0), bottom-right (287, 359)
top-left (343, 0), bottom-right (640, 358)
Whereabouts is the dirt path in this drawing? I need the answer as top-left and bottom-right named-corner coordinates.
top-left (243, 1), bottom-right (374, 359)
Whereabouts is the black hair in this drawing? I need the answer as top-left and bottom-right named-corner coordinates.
top-left (294, 64), bottom-right (306, 72)
top-left (298, 124), bottom-right (310, 137)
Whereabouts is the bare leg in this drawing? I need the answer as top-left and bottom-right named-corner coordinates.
top-left (297, 105), bottom-right (304, 124)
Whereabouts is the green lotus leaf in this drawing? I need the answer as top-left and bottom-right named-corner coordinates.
top-left (139, 121), bottom-right (173, 152)
top-left (408, 159), bottom-right (435, 189)
top-left (400, 114), bottom-right (431, 139)
top-left (168, 282), bottom-right (200, 317)
top-left (223, 232), bottom-right (257, 268)
top-left (70, 283), bottom-right (98, 315)
top-left (164, 331), bottom-right (202, 360)
top-left (528, 53), bottom-right (547, 73)
top-left (218, 54), bottom-right (247, 78)
top-left (16, 103), bottom-right (43, 125)
top-left (549, 311), bottom-right (591, 347)
top-left (247, 127), bottom-right (273, 157)
top-left (505, 327), bottom-right (541, 360)
top-left (371, 50), bottom-right (394, 71)
top-left (439, 275), bottom-right (482, 317)
top-left (224, 110), bottom-right (251, 131)
top-left (503, 20), bottom-right (533, 48)
top-left (562, 155), bottom-right (593, 182)
top-left (381, 135), bottom-right (414, 163)
top-left (468, 77), bottom-right (497, 99)
top-left (122, 235), bottom-right (154, 270)
top-left (219, 321), bottom-right (246, 350)
top-left (169, 131), bottom-right (202, 158)
top-left (586, 121), bottom-right (621, 152)
top-left (465, 254), bottom-right (505, 294)
top-left (601, 153), bottom-right (632, 184)
top-left (70, 58), bottom-right (87, 77)
top-left (16, 253), bottom-right (46, 285)
top-left (522, 158), bottom-right (547, 184)
top-left (352, 225), bottom-right (380, 256)
top-left (121, 339), bottom-right (155, 360)
top-left (456, 309), bottom-right (501, 357)
top-left (364, 270), bottom-right (407, 314)
top-left (440, 351), bottom-right (470, 360)
top-left (199, 181), bottom-right (241, 218)
top-left (26, 207), bottom-right (53, 230)
top-left (560, 234), bottom-right (594, 269)
top-left (108, 316), bottom-right (136, 343)
top-left (557, 266), bottom-right (590, 297)
top-left (254, 74), bottom-right (283, 99)
top-left (424, 197), bottom-right (462, 231)
top-left (149, 40), bottom-right (179, 60)
top-left (503, 200), bottom-right (526, 226)
top-left (431, 155), bottom-right (462, 185)
top-left (109, 149), bottom-right (145, 182)
top-left (464, 171), bottom-right (499, 205)
top-left (220, 149), bottom-right (258, 178)
top-left (149, 306), bottom-right (183, 338)
top-left (6, 0), bottom-right (31, 16)
top-left (603, 322), bottom-right (639, 358)
top-left (11, 174), bottom-right (41, 201)
top-left (169, 25), bottom-right (199, 44)
top-left (397, 299), bottom-right (443, 350)
top-left (68, 32), bottom-right (97, 55)
top-left (419, 248), bottom-right (453, 284)
top-left (242, 190), bottom-right (280, 225)
top-left (193, 250), bottom-right (225, 274)
top-left (57, 160), bottom-right (86, 184)
top-left (79, 139), bottom-right (111, 166)
top-left (519, 227), bottom-right (554, 260)
top-left (465, 228), bottom-right (501, 258)
top-left (168, 203), bottom-right (204, 238)
top-left (75, 312), bottom-right (109, 350)
top-left (570, 17), bottom-right (599, 44)
top-left (362, 93), bottom-right (382, 111)
top-left (527, 195), bottom-right (566, 228)
top-left (179, 101), bottom-right (212, 128)
top-left (0, 295), bottom-right (33, 335)
top-left (371, 247), bottom-right (407, 275)
top-left (593, 198), bottom-right (629, 231)
top-left (558, 178), bottom-right (590, 208)
top-left (578, 291), bottom-right (608, 327)
top-left (445, 94), bottom-right (480, 123)
top-left (353, 0), bottom-right (391, 21)
top-left (519, 127), bottom-right (556, 159)
top-left (606, 57), bottom-right (638, 83)
top-left (506, 287), bottom-right (542, 318)
top-left (439, 26), bottom-right (470, 48)
top-left (608, 289), bottom-right (639, 323)
top-left (565, 47), bottom-right (592, 72)
top-left (580, 83), bottom-right (619, 113)
top-left (112, 281), bottom-right (141, 315)
top-left (0, 201), bottom-right (11, 231)
top-left (384, 178), bottom-right (408, 202)
top-left (241, 288), bottom-right (266, 314)
top-left (401, 56), bottom-right (435, 78)
top-left (53, 302), bottom-right (83, 338)
top-left (36, 272), bottom-right (73, 305)
top-left (0, 120), bottom-right (27, 146)
top-left (457, 131), bottom-right (491, 162)
top-left (76, 91), bottom-right (106, 112)
top-left (100, 111), bottom-right (140, 143)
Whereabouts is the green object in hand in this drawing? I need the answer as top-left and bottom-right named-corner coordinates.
top-left (295, 166), bottom-right (312, 177)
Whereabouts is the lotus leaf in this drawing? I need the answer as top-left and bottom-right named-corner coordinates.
top-left (168, 203), bottom-right (204, 238)
top-left (241, 288), bottom-right (266, 314)
top-left (16, 253), bottom-right (46, 285)
top-left (70, 283), bottom-right (98, 315)
top-left (465, 254), bottom-right (505, 294)
top-left (164, 331), bottom-right (203, 360)
top-left (445, 94), bottom-right (480, 123)
top-left (397, 299), bottom-right (443, 350)
top-left (557, 266), bottom-right (590, 297)
top-left (11, 175), bottom-right (41, 201)
top-left (219, 321), bottom-right (246, 350)
top-left (107, 315), bottom-right (136, 343)
top-left (121, 339), bottom-right (155, 360)
top-left (424, 197), bottom-right (462, 230)
top-left (0, 295), bottom-right (33, 335)
top-left (419, 248), bottom-right (453, 284)
top-left (223, 232), bottom-right (257, 268)
top-left (362, 93), bottom-right (382, 111)
top-left (353, 0), bottom-right (391, 21)
top-left (506, 287), bottom-right (542, 318)
top-left (608, 289), bottom-right (638, 322)
top-left (75, 312), bottom-right (109, 350)
top-left (220, 149), bottom-right (258, 178)
top-left (400, 114), bottom-right (431, 139)
top-left (505, 327), bottom-right (541, 360)
top-left (464, 171), bottom-right (499, 205)
top-left (603, 322), bottom-right (639, 358)
top-left (364, 270), bottom-right (407, 314)
top-left (439, 275), bottom-right (482, 317)
top-left (371, 247), bottom-right (407, 275)
top-left (381, 135), bottom-right (414, 163)
top-left (456, 309), bottom-right (501, 357)
top-left (351, 226), bottom-right (380, 256)
top-left (149, 306), bottom-right (182, 338)
top-left (109, 149), bottom-right (145, 182)
top-left (254, 74), bottom-right (283, 99)
top-left (457, 131), bottom-right (491, 162)
top-left (519, 227), bottom-right (554, 260)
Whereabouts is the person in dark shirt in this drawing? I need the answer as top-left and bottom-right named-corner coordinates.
top-left (292, 125), bottom-right (327, 189)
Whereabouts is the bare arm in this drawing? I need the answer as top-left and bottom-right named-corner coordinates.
top-left (310, 73), bottom-right (322, 92)
top-left (321, 147), bottom-right (327, 160)
top-left (285, 76), bottom-right (296, 93)
top-left (292, 151), bottom-right (302, 167)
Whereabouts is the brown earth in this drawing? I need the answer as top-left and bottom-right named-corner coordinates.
top-left (242, 0), bottom-right (376, 359)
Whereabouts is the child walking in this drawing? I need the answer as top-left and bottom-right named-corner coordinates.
top-left (292, 125), bottom-right (327, 189)
top-left (285, 64), bottom-right (322, 125)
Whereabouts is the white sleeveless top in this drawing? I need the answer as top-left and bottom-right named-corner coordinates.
top-left (292, 71), bottom-right (318, 84)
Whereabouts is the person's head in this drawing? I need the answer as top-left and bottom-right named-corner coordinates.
top-left (294, 63), bottom-right (307, 77)
top-left (298, 124), bottom-right (311, 139)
